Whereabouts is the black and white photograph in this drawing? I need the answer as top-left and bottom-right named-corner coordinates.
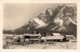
top-left (3, 3), bottom-right (77, 49)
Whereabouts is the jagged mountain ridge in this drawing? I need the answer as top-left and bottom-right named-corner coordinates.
top-left (12, 5), bottom-right (62, 33)
top-left (11, 4), bottom-right (77, 36)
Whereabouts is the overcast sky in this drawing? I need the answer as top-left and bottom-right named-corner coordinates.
top-left (3, 3), bottom-right (76, 30)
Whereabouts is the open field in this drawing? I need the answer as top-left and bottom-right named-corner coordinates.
top-left (3, 42), bottom-right (76, 49)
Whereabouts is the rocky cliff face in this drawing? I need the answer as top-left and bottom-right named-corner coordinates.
top-left (12, 4), bottom-right (77, 37)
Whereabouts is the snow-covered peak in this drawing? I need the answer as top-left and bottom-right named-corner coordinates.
top-left (33, 18), bottom-right (48, 28)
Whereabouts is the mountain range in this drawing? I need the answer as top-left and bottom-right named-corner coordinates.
top-left (3, 4), bottom-right (77, 37)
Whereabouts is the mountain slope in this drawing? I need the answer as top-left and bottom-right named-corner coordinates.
top-left (10, 4), bottom-right (77, 37)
